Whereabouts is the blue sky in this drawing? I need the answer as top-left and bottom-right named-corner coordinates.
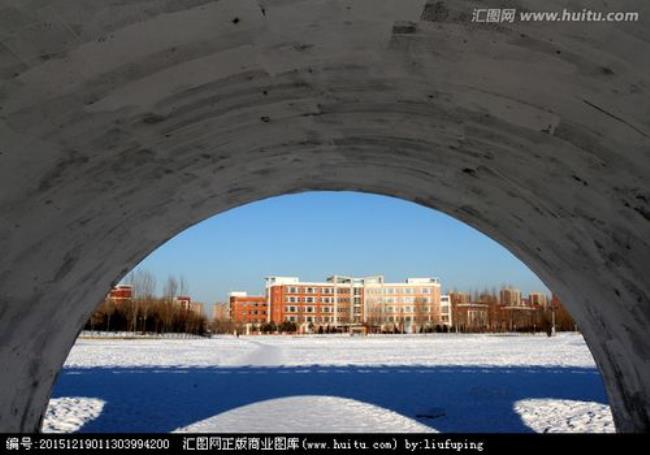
top-left (132, 191), bottom-right (549, 308)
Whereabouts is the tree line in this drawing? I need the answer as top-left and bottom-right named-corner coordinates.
top-left (449, 289), bottom-right (577, 334)
top-left (84, 270), bottom-right (208, 335)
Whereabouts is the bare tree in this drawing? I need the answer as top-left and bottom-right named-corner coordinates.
top-left (163, 275), bottom-right (179, 300)
top-left (161, 275), bottom-right (179, 332)
top-left (179, 275), bottom-right (189, 297)
top-left (99, 298), bottom-right (116, 332)
top-left (125, 269), bottom-right (157, 333)
top-left (139, 270), bottom-right (156, 333)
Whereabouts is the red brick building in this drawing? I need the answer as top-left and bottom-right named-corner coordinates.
top-left (229, 292), bottom-right (268, 325)
top-left (261, 275), bottom-right (447, 333)
top-left (107, 284), bottom-right (133, 304)
top-left (175, 296), bottom-right (204, 316)
top-left (265, 276), bottom-right (342, 329)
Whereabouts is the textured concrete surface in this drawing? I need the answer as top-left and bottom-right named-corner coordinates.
top-left (0, 0), bottom-right (649, 432)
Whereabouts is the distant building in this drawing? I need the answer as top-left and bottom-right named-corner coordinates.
top-left (212, 302), bottom-right (230, 321)
top-left (175, 295), bottom-right (191, 308)
top-left (175, 296), bottom-right (203, 315)
top-left (499, 287), bottom-right (522, 307)
top-left (107, 284), bottom-right (133, 304)
top-left (365, 277), bottom-right (447, 333)
top-left (440, 295), bottom-right (451, 326)
top-left (499, 287), bottom-right (539, 331)
top-left (452, 300), bottom-right (488, 331)
top-left (229, 292), bottom-right (268, 325)
top-left (448, 291), bottom-right (471, 306)
top-left (528, 292), bottom-right (548, 308)
top-left (264, 275), bottom-right (449, 333)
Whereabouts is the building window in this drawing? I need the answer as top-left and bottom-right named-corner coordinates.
top-left (306, 306), bottom-right (314, 313)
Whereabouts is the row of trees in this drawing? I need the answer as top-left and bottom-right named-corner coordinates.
top-left (85, 270), bottom-right (208, 335)
top-left (210, 319), bottom-right (301, 335)
top-left (366, 296), bottom-right (441, 331)
top-left (450, 290), bottom-right (577, 333)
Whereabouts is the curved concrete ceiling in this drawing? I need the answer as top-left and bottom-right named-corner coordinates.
top-left (0, 0), bottom-right (649, 432)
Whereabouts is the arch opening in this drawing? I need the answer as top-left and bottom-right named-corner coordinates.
top-left (48, 191), bottom-right (607, 433)
top-left (2, 113), bottom-right (649, 434)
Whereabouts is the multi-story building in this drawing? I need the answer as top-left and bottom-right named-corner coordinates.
top-left (264, 275), bottom-right (449, 333)
top-left (448, 291), bottom-right (490, 330)
top-left (448, 291), bottom-right (471, 306)
top-left (500, 287), bottom-right (522, 307)
top-left (265, 276), bottom-right (358, 329)
top-left (528, 292), bottom-right (548, 309)
top-left (190, 302), bottom-right (204, 316)
top-left (229, 292), bottom-right (268, 325)
top-left (107, 284), bottom-right (133, 304)
top-left (175, 295), bottom-right (191, 310)
top-left (175, 295), bottom-right (204, 315)
top-left (212, 302), bottom-right (230, 321)
top-left (451, 301), bottom-right (488, 331)
top-left (365, 277), bottom-right (446, 333)
top-left (440, 295), bottom-right (452, 326)
top-left (499, 287), bottom-right (539, 331)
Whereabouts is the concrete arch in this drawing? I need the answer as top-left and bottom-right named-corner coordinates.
top-left (0, 0), bottom-right (649, 432)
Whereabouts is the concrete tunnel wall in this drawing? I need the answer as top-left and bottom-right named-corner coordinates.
top-left (0, 0), bottom-right (649, 432)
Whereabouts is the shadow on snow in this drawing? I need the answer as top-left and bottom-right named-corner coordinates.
top-left (51, 365), bottom-right (608, 433)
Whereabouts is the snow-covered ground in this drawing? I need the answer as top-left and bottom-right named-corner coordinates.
top-left (45, 333), bottom-right (614, 433)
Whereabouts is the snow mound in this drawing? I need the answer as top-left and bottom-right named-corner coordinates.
top-left (173, 396), bottom-right (435, 433)
top-left (514, 399), bottom-right (614, 433)
top-left (42, 397), bottom-right (105, 433)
